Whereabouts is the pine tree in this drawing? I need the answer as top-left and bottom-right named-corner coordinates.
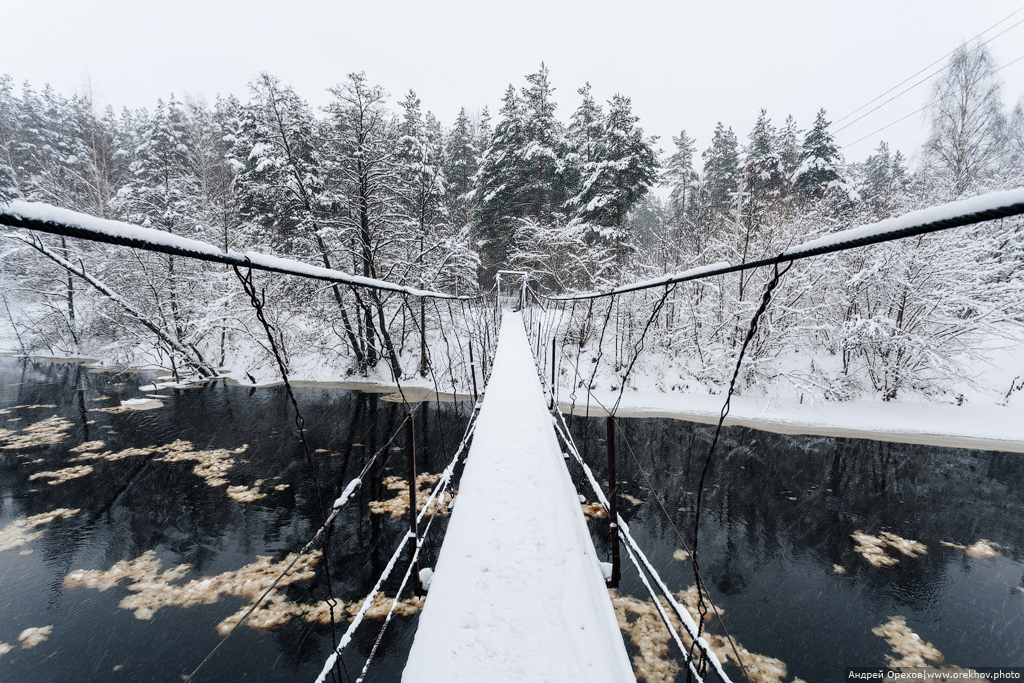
top-left (444, 107), bottom-right (479, 228)
top-left (564, 83), bottom-right (605, 224)
top-left (793, 109), bottom-right (845, 201)
top-left (662, 130), bottom-right (696, 215)
top-left (857, 141), bottom-right (908, 217)
top-left (701, 122), bottom-right (739, 218)
top-left (0, 75), bottom-right (22, 201)
top-left (235, 73), bottom-right (327, 246)
top-left (776, 114), bottom-right (802, 190)
top-left (744, 110), bottom-right (785, 198)
top-left (602, 94), bottom-right (658, 230)
top-left (397, 90), bottom-right (447, 248)
top-left (477, 84), bottom-right (527, 270)
top-left (120, 96), bottom-right (193, 232)
top-left (520, 63), bottom-right (566, 223)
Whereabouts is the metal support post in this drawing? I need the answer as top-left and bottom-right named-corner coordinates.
top-left (469, 339), bottom-right (479, 403)
top-left (407, 415), bottom-right (421, 595)
top-left (550, 336), bottom-right (557, 410)
top-left (419, 292), bottom-right (427, 377)
top-left (607, 416), bottom-right (620, 588)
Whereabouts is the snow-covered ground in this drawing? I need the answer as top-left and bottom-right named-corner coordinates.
top-left (563, 388), bottom-right (1024, 453)
top-left (3, 302), bottom-right (1022, 453)
top-left (403, 311), bottom-right (633, 683)
top-left (554, 337), bottom-right (1024, 453)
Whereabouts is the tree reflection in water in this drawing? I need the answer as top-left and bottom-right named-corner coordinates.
top-left (0, 356), bottom-right (1022, 682)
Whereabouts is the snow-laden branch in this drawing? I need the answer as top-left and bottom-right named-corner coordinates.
top-left (5, 232), bottom-right (216, 377)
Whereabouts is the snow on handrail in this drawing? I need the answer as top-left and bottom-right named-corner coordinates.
top-left (0, 200), bottom-right (476, 299)
top-left (782, 186), bottom-right (1024, 257)
top-left (538, 187), bottom-right (1024, 300)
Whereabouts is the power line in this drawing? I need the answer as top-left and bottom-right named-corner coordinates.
top-left (833, 15), bottom-right (1024, 137)
top-left (835, 15), bottom-right (1024, 138)
top-left (839, 52), bottom-right (1024, 151)
top-left (834, 4), bottom-right (1024, 126)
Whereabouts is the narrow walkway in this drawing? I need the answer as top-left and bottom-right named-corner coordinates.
top-left (403, 311), bottom-right (633, 683)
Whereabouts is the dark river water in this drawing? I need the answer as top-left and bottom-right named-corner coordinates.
top-left (0, 356), bottom-right (1021, 683)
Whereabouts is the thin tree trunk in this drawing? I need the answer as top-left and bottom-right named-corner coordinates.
top-left (59, 236), bottom-right (78, 346)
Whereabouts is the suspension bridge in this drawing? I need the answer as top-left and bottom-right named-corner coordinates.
top-left (2, 187), bottom-right (1024, 683)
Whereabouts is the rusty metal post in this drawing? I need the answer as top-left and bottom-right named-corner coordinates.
top-left (469, 338), bottom-right (479, 403)
top-left (607, 416), bottom-right (620, 587)
top-left (407, 414), bottom-right (421, 595)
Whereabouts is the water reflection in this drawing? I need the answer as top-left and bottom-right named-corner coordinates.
top-left (564, 412), bottom-right (1024, 681)
top-left (1, 356), bottom-right (1022, 682)
top-left (0, 356), bottom-right (469, 683)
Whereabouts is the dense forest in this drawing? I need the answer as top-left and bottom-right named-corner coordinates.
top-left (1, 44), bottom-right (1022, 402)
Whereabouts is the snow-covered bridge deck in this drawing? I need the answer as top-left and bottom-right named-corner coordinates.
top-left (403, 310), bottom-right (633, 683)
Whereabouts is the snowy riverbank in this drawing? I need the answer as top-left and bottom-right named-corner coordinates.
top-left (561, 388), bottom-right (1024, 454)
top-left (4, 329), bottom-right (1023, 454)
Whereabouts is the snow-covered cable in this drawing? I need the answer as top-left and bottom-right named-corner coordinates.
top-left (0, 200), bottom-right (488, 300)
top-left (313, 528), bottom-right (414, 683)
top-left (182, 408), bottom-right (417, 683)
top-left (533, 188), bottom-right (1024, 300)
top-left (619, 531), bottom-right (706, 683)
top-left (351, 416), bottom-right (470, 683)
top-left (314, 400), bottom-right (482, 683)
top-left (547, 404), bottom-right (735, 683)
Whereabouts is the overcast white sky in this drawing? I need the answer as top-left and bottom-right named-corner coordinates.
top-left (6, 0), bottom-right (1024, 169)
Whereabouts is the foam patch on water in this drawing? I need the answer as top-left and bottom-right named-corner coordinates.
top-left (70, 445), bottom-right (159, 462)
top-left (0, 416), bottom-right (74, 450)
top-left (852, 531), bottom-right (927, 567)
top-left (368, 473), bottom-right (452, 518)
top-left (28, 465), bottom-right (94, 485)
top-left (610, 588), bottom-right (794, 683)
top-left (0, 642), bottom-right (11, 657)
top-left (226, 479), bottom-right (272, 503)
top-left (64, 550), bottom-right (424, 634)
top-left (64, 550), bottom-right (320, 622)
top-left (0, 404), bottom-right (57, 415)
top-left (0, 508), bottom-right (79, 552)
top-left (17, 625), bottom-right (52, 649)
top-left (153, 439), bottom-right (247, 488)
top-left (939, 540), bottom-right (1002, 558)
top-left (69, 440), bottom-right (106, 452)
top-left (64, 438), bottom-right (264, 502)
top-left (872, 616), bottom-right (944, 667)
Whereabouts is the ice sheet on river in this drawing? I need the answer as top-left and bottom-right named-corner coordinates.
top-left (403, 311), bottom-right (632, 683)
